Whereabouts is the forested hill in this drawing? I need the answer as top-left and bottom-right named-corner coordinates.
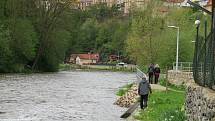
top-left (0, 0), bottom-right (208, 73)
top-left (0, 0), bottom-right (130, 72)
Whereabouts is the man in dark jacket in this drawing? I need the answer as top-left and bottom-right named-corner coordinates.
top-left (148, 64), bottom-right (154, 84)
top-left (138, 77), bottom-right (152, 109)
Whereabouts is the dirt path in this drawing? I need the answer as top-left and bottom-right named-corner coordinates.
top-left (151, 84), bottom-right (167, 91)
top-left (152, 84), bottom-right (185, 93)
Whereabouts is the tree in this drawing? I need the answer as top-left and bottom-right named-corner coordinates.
top-left (0, 0), bottom-right (77, 72)
top-left (126, 0), bottom-right (163, 65)
top-left (0, 24), bottom-right (13, 72)
top-left (31, 0), bottom-right (74, 70)
top-left (126, 2), bottom-right (197, 68)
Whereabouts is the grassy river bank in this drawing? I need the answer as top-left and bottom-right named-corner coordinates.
top-left (116, 79), bottom-right (187, 121)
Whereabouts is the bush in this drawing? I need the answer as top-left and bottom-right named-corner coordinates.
top-left (116, 83), bottom-right (134, 96)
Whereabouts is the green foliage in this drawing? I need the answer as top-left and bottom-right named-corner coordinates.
top-left (158, 8), bottom-right (196, 68)
top-left (134, 91), bottom-right (186, 121)
top-left (0, 0), bottom-right (209, 73)
top-left (0, 24), bottom-right (13, 72)
top-left (79, 19), bottom-right (98, 53)
top-left (10, 19), bottom-right (37, 63)
top-left (87, 4), bottom-right (121, 22)
top-left (159, 78), bottom-right (186, 91)
top-left (0, 1), bottom-right (131, 72)
top-left (0, 0), bottom-right (73, 72)
top-left (66, 5), bottom-right (130, 62)
top-left (37, 29), bottom-right (70, 71)
top-left (126, 4), bottom-right (200, 69)
top-left (116, 83), bottom-right (134, 96)
top-left (126, 1), bottom-right (163, 66)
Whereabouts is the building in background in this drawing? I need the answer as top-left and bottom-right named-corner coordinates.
top-left (78, 0), bottom-right (93, 10)
top-left (163, 0), bottom-right (209, 7)
top-left (204, 0), bottom-right (212, 12)
top-left (77, 0), bottom-right (116, 10)
top-left (123, 0), bottom-right (147, 14)
top-left (109, 55), bottom-right (118, 62)
top-left (74, 53), bottom-right (100, 65)
top-left (76, 0), bottom-right (149, 14)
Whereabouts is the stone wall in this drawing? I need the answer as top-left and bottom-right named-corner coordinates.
top-left (167, 70), bottom-right (194, 85)
top-left (114, 84), bottom-right (138, 108)
top-left (186, 82), bottom-right (215, 121)
top-left (168, 70), bottom-right (215, 120)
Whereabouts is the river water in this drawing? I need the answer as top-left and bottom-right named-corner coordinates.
top-left (0, 71), bottom-right (136, 121)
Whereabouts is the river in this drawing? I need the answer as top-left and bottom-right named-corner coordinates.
top-left (0, 71), bottom-right (136, 121)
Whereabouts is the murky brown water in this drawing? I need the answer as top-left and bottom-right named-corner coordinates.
top-left (0, 71), bottom-right (136, 121)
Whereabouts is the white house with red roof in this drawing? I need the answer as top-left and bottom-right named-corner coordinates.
top-left (71, 53), bottom-right (100, 65)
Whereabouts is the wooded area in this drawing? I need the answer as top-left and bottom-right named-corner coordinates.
top-left (0, 0), bottom-right (210, 72)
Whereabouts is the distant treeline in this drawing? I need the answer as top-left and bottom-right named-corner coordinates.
top-left (0, 0), bottom-right (209, 72)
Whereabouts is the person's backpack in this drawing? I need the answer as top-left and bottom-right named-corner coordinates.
top-left (148, 66), bottom-right (154, 73)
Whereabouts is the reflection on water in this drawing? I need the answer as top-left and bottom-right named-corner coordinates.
top-left (0, 71), bottom-right (136, 121)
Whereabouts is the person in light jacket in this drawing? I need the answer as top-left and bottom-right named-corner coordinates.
top-left (138, 77), bottom-right (152, 109)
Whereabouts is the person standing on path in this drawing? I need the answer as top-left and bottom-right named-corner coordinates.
top-left (147, 64), bottom-right (154, 84)
top-left (138, 77), bottom-right (152, 109)
top-left (154, 64), bottom-right (160, 84)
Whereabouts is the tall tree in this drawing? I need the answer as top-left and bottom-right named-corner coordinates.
top-left (31, 0), bottom-right (74, 70)
top-left (126, 0), bottom-right (163, 65)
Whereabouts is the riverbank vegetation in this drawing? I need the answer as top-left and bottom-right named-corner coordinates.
top-left (59, 64), bottom-right (136, 72)
top-left (0, 0), bottom-right (210, 73)
top-left (116, 83), bottom-right (134, 96)
top-left (115, 80), bottom-right (186, 121)
top-left (134, 90), bottom-right (186, 121)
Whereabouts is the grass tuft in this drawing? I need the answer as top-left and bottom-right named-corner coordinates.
top-left (116, 83), bottom-right (134, 96)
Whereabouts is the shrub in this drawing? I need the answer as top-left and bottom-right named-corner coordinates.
top-left (116, 83), bottom-right (134, 96)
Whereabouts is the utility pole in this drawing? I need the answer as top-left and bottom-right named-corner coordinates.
top-left (168, 26), bottom-right (180, 71)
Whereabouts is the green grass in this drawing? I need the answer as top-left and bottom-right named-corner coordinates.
top-left (134, 90), bottom-right (186, 121)
top-left (159, 78), bottom-right (186, 91)
top-left (59, 64), bottom-right (136, 72)
top-left (59, 64), bottom-right (78, 71)
top-left (116, 83), bottom-right (134, 96)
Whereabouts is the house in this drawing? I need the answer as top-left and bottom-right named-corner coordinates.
top-left (77, 0), bottom-right (116, 10)
top-left (75, 53), bottom-right (100, 65)
top-left (67, 54), bottom-right (78, 64)
top-left (109, 55), bottom-right (119, 61)
top-left (78, 0), bottom-right (93, 10)
top-left (204, 0), bottom-right (212, 12)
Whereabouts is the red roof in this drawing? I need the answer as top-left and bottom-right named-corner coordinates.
top-left (77, 54), bottom-right (99, 60)
top-left (207, 0), bottom-right (212, 6)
